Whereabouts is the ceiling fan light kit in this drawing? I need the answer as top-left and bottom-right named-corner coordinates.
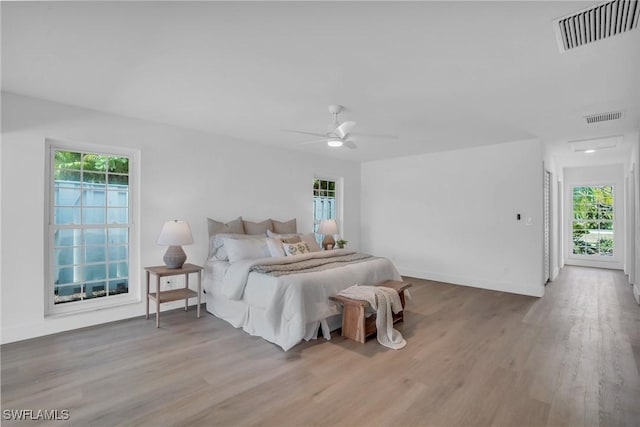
top-left (327, 137), bottom-right (344, 147)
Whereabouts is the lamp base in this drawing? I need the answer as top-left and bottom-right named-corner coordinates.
top-left (322, 235), bottom-right (336, 250)
top-left (163, 245), bottom-right (186, 269)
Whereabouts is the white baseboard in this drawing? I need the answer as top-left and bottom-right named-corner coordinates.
top-left (634, 284), bottom-right (640, 305)
top-left (397, 267), bottom-right (544, 298)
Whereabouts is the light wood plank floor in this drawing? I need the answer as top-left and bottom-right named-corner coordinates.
top-left (2, 266), bottom-right (639, 426)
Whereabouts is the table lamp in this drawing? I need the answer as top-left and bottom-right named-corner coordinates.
top-left (157, 220), bottom-right (193, 268)
top-left (318, 219), bottom-right (338, 250)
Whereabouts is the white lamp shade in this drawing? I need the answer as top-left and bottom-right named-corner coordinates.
top-left (318, 219), bottom-right (338, 235)
top-left (157, 220), bottom-right (194, 246)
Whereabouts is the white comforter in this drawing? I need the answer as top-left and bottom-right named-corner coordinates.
top-left (211, 249), bottom-right (401, 351)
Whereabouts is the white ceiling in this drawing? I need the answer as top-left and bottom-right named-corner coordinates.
top-left (2, 1), bottom-right (639, 163)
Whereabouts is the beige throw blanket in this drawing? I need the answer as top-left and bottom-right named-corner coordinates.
top-left (338, 284), bottom-right (407, 350)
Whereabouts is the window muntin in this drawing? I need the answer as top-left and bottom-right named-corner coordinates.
top-left (49, 148), bottom-right (132, 309)
top-left (571, 185), bottom-right (614, 256)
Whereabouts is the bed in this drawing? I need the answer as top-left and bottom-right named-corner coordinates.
top-left (203, 217), bottom-right (401, 351)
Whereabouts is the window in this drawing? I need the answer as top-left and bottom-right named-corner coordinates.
top-left (572, 185), bottom-right (614, 256)
top-left (47, 143), bottom-right (138, 315)
top-left (313, 178), bottom-right (339, 242)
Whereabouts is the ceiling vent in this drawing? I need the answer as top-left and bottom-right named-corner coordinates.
top-left (584, 110), bottom-right (623, 124)
top-left (554, 0), bottom-right (639, 52)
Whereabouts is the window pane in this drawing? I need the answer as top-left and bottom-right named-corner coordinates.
top-left (108, 156), bottom-right (129, 174)
top-left (572, 185), bottom-right (614, 257)
top-left (84, 246), bottom-right (106, 263)
top-left (108, 228), bottom-right (128, 245)
top-left (83, 228), bottom-right (106, 245)
top-left (54, 207), bottom-right (81, 225)
top-left (108, 174), bottom-right (128, 187)
top-left (55, 266), bottom-right (81, 285)
top-left (83, 207), bottom-right (106, 224)
top-left (107, 208), bottom-right (128, 224)
top-left (54, 170), bottom-right (81, 182)
top-left (109, 279), bottom-right (128, 295)
top-left (55, 151), bottom-right (82, 170)
top-left (108, 245), bottom-right (128, 261)
top-left (54, 186), bottom-right (81, 206)
top-left (85, 282), bottom-right (107, 299)
top-left (55, 284), bottom-right (83, 304)
top-left (82, 188), bottom-right (106, 207)
top-left (108, 262), bottom-right (128, 279)
top-left (54, 229), bottom-right (82, 247)
top-left (54, 247), bottom-right (76, 266)
top-left (85, 264), bottom-right (107, 281)
top-left (107, 190), bottom-right (128, 207)
top-left (83, 172), bottom-right (106, 185)
top-left (82, 154), bottom-right (107, 172)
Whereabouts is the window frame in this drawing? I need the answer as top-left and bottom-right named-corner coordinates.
top-left (569, 183), bottom-right (616, 260)
top-left (44, 140), bottom-right (140, 316)
top-left (313, 175), bottom-right (343, 242)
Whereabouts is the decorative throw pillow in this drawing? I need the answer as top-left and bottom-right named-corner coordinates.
top-left (242, 219), bottom-right (273, 235)
top-left (266, 237), bottom-right (287, 257)
top-left (266, 230), bottom-right (301, 243)
top-left (282, 241), bottom-right (310, 256)
top-left (271, 218), bottom-right (297, 234)
top-left (300, 233), bottom-right (322, 252)
top-left (223, 237), bottom-right (270, 263)
top-left (207, 216), bottom-right (244, 237)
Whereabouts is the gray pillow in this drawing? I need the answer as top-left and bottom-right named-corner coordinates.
top-left (207, 216), bottom-right (244, 237)
top-left (243, 219), bottom-right (273, 235)
top-left (272, 218), bottom-right (297, 234)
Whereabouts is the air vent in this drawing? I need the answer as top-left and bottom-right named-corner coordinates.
top-left (554, 0), bottom-right (639, 52)
top-left (584, 110), bottom-right (623, 124)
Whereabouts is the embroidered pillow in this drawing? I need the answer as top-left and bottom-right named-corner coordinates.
top-left (282, 241), bottom-right (310, 256)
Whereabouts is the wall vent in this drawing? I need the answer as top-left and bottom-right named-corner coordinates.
top-left (554, 0), bottom-right (639, 52)
top-left (584, 110), bottom-right (623, 124)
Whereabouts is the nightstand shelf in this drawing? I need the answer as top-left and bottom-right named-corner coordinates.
top-left (145, 263), bottom-right (202, 327)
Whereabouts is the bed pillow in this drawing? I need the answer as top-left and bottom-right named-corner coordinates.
top-left (209, 233), bottom-right (264, 260)
top-left (243, 219), bottom-right (273, 235)
top-left (224, 237), bottom-right (270, 263)
top-left (266, 230), bottom-right (301, 243)
top-left (207, 216), bottom-right (244, 237)
top-left (266, 237), bottom-right (287, 257)
top-left (271, 218), bottom-right (297, 234)
top-left (300, 233), bottom-right (322, 252)
top-left (283, 241), bottom-right (310, 256)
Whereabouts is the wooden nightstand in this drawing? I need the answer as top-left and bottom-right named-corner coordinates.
top-left (145, 263), bottom-right (203, 327)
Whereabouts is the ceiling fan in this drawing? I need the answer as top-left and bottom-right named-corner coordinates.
top-left (282, 105), bottom-right (396, 149)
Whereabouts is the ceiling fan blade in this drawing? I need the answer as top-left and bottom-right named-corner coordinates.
top-left (349, 132), bottom-right (398, 139)
top-left (344, 140), bottom-right (358, 150)
top-left (334, 121), bottom-right (356, 139)
top-left (281, 129), bottom-right (327, 138)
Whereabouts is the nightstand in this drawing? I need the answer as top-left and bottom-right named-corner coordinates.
top-left (145, 263), bottom-right (203, 327)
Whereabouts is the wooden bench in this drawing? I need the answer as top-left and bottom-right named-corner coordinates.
top-left (329, 280), bottom-right (412, 343)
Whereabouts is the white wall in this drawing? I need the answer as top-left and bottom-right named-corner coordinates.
top-left (632, 136), bottom-right (640, 304)
top-left (563, 164), bottom-right (625, 270)
top-left (0, 92), bottom-right (362, 344)
top-left (361, 138), bottom-right (545, 297)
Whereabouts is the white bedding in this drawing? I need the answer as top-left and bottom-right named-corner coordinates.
top-left (204, 249), bottom-right (401, 351)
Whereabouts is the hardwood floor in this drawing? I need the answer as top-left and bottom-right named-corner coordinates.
top-left (2, 266), bottom-right (639, 426)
